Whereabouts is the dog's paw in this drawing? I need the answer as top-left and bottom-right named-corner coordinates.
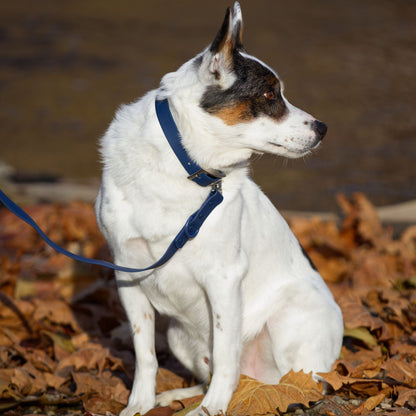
top-left (119, 404), bottom-right (150, 416)
top-left (156, 385), bottom-right (205, 407)
top-left (156, 390), bottom-right (177, 407)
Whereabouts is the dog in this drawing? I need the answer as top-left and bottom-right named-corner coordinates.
top-left (95, 3), bottom-right (343, 415)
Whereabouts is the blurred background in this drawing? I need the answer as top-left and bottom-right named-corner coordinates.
top-left (1, 0), bottom-right (415, 211)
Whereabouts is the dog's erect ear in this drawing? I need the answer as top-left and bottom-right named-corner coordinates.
top-left (205, 2), bottom-right (243, 82)
top-left (210, 2), bottom-right (243, 55)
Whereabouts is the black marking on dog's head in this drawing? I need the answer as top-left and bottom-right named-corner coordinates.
top-left (299, 242), bottom-right (318, 272)
top-left (200, 3), bottom-right (287, 125)
top-left (201, 52), bottom-right (287, 125)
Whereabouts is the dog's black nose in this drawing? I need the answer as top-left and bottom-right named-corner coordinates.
top-left (313, 120), bottom-right (327, 140)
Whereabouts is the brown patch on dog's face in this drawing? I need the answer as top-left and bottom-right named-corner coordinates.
top-left (212, 101), bottom-right (253, 125)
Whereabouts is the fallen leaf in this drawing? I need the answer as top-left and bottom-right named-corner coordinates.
top-left (343, 327), bottom-right (378, 348)
top-left (44, 372), bottom-right (67, 390)
top-left (170, 394), bottom-right (204, 412)
top-left (227, 371), bottom-right (322, 415)
top-left (338, 193), bottom-right (391, 250)
top-left (83, 394), bottom-right (126, 415)
top-left (389, 336), bottom-right (416, 357)
top-left (362, 392), bottom-right (386, 411)
top-left (172, 400), bottom-right (201, 416)
top-left (145, 406), bottom-right (173, 416)
top-left (57, 346), bottom-right (123, 376)
top-left (395, 386), bottom-right (416, 407)
top-left (156, 367), bottom-right (187, 394)
top-left (337, 293), bottom-right (390, 340)
top-left (13, 345), bottom-right (55, 373)
top-left (381, 358), bottom-right (416, 388)
top-left (10, 363), bottom-right (48, 396)
top-left (33, 298), bottom-right (80, 331)
top-left (317, 370), bottom-right (344, 391)
top-left (0, 368), bottom-right (16, 396)
top-left (43, 330), bottom-right (76, 354)
top-left (74, 371), bottom-right (129, 414)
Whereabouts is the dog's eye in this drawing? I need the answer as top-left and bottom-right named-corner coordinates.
top-left (263, 90), bottom-right (276, 101)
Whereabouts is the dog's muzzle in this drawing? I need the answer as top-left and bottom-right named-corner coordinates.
top-left (313, 120), bottom-right (327, 141)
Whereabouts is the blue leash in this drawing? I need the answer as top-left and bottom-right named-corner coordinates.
top-left (0, 99), bottom-right (224, 274)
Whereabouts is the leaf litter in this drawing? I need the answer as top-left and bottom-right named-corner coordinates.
top-left (0, 193), bottom-right (415, 415)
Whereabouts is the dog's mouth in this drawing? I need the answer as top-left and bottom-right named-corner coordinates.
top-left (267, 141), bottom-right (307, 155)
top-left (268, 136), bottom-right (321, 152)
top-left (268, 142), bottom-right (283, 149)
top-left (265, 140), bottom-right (322, 159)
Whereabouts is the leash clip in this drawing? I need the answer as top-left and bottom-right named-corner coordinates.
top-left (211, 179), bottom-right (222, 194)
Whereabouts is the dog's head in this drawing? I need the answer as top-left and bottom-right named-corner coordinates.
top-left (195, 2), bottom-right (327, 160)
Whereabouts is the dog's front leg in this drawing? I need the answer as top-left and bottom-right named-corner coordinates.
top-left (196, 277), bottom-right (243, 416)
top-left (117, 279), bottom-right (158, 416)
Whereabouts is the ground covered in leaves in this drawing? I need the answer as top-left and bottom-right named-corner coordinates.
top-left (0, 193), bottom-right (415, 416)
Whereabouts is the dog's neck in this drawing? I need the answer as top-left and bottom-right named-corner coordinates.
top-left (154, 54), bottom-right (253, 180)
top-left (165, 93), bottom-right (252, 175)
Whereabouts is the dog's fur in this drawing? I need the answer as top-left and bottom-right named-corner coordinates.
top-left (96, 3), bottom-right (343, 415)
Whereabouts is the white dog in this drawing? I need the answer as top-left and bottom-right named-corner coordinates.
top-left (95, 3), bottom-right (343, 415)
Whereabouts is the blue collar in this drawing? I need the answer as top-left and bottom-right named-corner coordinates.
top-left (155, 98), bottom-right (225, 188)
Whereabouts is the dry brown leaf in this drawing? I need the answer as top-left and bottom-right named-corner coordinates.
top-left (73, 371), bottom-right (104, 396)
top-left (353, 193), bottom-right (388, 246)
top-left (44, 372), bottom-right (67, 390)
top-left (43, 330), bottom-right (76, 362)
top-left (10, 363), bottom-right (48, 396)
top-left (227, 371), bottom-right (322, 415)
top-left (351, 250), bottom-right (399, 288)
top-left (83, 394), bottom-right (126, 415)
top-left (349, 356), bottom-right (383, 379)
top-left (309, 253), bottom-right (348, 283)
top-left (381, 358), bottom-right (416, 388)
top-left (337, 293), bottom-right (390, 339)
top-left (74, 370), bottom-right (129, 414)
top-left (351, 381), bottom-right (391, 397)
top-left (395, 386), bottom-right (416, 407)
top-left (343, 327), bottom-right (378, 348)
top-left (338, 193), bottom-right (391, 249)
top-left (172, 400), bottom-right (202, 416)
top-left (363, 392), bottom-right (386, 411)
top-left (156, 367), bottom-right (187, 394)
top-left (317, 370), bottom-right (344, 391)
top-left (0, 369), bottom-right (15, 396)
top-left (57, 346), bottom-right (124, 376)
top-left (32, 298), bottom-right (80, 331)
top-left (319, 369), bottom-right (389, 399)
top-left (170, 394), bottom-right (204, 412)
top-left (13, 345), bottom-right (56, 373)
top-left (337, 345), bottom-right (384, 377)
top-left (145, 406), bottom-right (173, 416)
top-left (389, 336), bottom-right (416, 357)
top-left (401, 223), bottom-right (416, 241)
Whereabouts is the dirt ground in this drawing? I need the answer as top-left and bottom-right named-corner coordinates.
top-left (1, 0), bottom-right (416, 211)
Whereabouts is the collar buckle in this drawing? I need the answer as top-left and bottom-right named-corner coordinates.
top-left (187, 168), bottom-right (225, 188)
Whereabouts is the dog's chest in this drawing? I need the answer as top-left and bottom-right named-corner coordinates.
top-left (141, 267), bottom-right (210, 326)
